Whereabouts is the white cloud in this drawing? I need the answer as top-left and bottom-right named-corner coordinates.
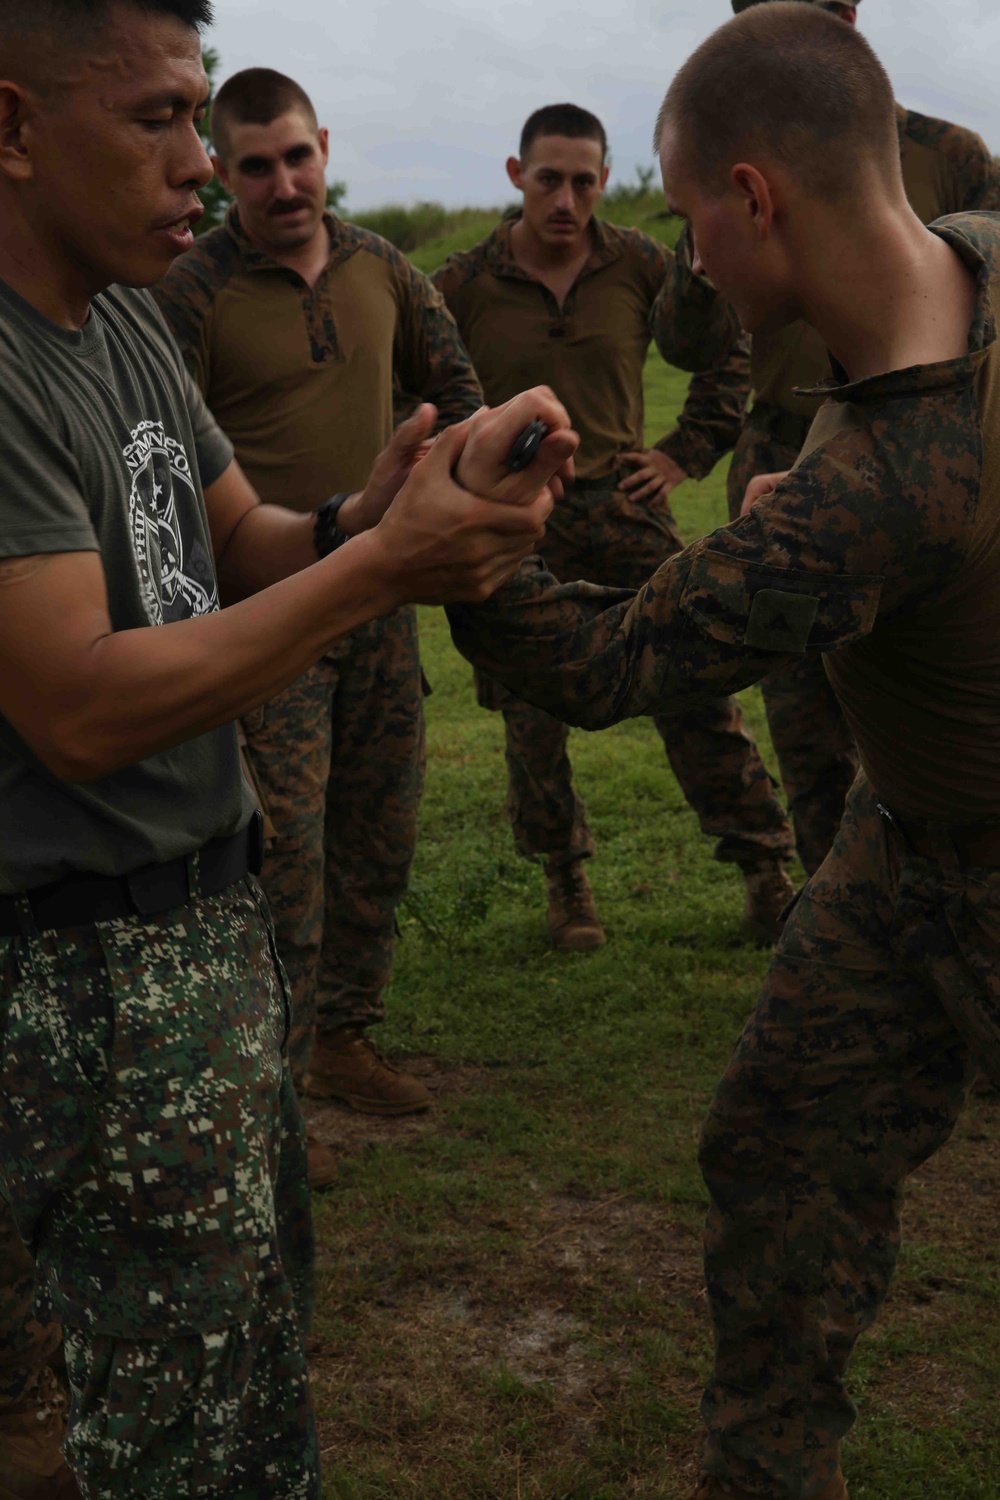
top-left (209, 0), bottom-right (1000, 211)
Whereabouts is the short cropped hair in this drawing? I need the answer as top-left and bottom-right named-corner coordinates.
top-left (0, 0), bottom-right (214, 41)
top-left (656, 2), bottom-right (897, 202)
top-left (211, 68), bottom-right (318, 161)
top-left (520, 103), bottom-right (607, 162)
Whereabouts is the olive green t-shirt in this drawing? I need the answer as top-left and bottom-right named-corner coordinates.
top-left (0, 277), bottom-right (252, 894)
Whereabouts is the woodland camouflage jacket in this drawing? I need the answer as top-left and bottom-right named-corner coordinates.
top-left (450, 215), bottom-right (1000, 826)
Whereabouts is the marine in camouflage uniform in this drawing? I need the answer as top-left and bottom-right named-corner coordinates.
top-left (156, 193), bottom-right (483, 1135)
top-left (435, 201), bottom-right (795, 947)
top-left (668, 0), bottom-right (1000, 874)
top-left (449, 204), bottom-right (1000, 1498)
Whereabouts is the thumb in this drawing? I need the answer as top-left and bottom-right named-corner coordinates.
top-left (394, 402), bottom-right (439, 457)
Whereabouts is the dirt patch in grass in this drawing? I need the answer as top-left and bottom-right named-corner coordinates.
top-left (308, 1081), bottom-right (1000, 1497)
top-left (303, 1055), bottom-right (488, 1152)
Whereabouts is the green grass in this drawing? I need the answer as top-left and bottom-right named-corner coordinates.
top-left (307, 239), bottom-right (1000, 1500)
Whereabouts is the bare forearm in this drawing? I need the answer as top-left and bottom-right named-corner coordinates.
top-left (56, 535), bottom-right (399, 780)
top-left (216, 503), bottom-right (320, 599)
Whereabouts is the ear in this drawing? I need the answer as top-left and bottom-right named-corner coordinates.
top-left (0, 81), bottom-right (35, 184)
top-left (506, 155), bottom-right (523, 192)
top-left (730, 162), bottom-right (775, 240)
top-left (598, 162), bottom-right (610, 192)
top-left (318, 126), bottom-right (329, 168)
top-left (211, 153), bottom-right (231, 191)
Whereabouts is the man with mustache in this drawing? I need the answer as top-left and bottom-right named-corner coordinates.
top-left (434, 103), bottom-right (796, 952)
top-left (156, 69), bottom-right (484, 1189)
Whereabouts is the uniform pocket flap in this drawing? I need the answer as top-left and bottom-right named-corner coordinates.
top-left (679, 548), bottom-right (883, 652)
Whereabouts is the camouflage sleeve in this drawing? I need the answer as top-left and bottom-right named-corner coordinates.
top-left (952, 131), bottom-right (1000, 213)
top-left (650, 223), bottom-right (744, 373)
top-left (654, 343), bottom-right (751, 479)
top-left (150, 233), bottom-right (235, 394)
top-left (447, 442), bottom-right (895, 730)
top-left (389, 251), bottom-right (484, 427)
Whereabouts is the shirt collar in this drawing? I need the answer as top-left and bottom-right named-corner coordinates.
top-left (483, 211), bottom-right (623, 282)
top-left (224, 204), bottom-right (354, 274)
top-left (795, 220), bottom-right (996, 404)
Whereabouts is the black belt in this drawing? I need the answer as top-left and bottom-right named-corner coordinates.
top-left (0, 812), bottom-right (265, 939)
top-left (877, 802), bottom-right (1000, 867)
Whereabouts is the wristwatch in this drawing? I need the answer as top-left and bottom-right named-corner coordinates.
top-left (313, 492), bottom-right (356, 558)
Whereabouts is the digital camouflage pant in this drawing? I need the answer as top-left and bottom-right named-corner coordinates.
top-left (727, 408), bottom-right (859, 874)
top-left (245, 607), bottom-right (426, 1081)
top-left (699, 772), bottom-right (996, 1498)
top-left (486, 479), bottom-right (794, 870)
top-left (0, 881), bottom-right (320, 1499)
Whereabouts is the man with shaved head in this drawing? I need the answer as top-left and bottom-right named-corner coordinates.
top-left (0, 0), bottom-right (570, 1493)
top-left (699, 0), bottom-right (1000, 875)
top-left (449, 5), bottom-right (1000, 1495)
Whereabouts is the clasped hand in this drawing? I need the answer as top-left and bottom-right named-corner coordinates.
top-left (354, 388), bottom-right (580, 606)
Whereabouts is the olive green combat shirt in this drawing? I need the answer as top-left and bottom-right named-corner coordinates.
top-left (153, 207), bottom-right (483, 506)
top-left (450, 214), bottom-right (1000, 825)
top-left (659, 105), bottom-right (1000, 422)
top-left (432, 215), bottom-right (750, 484)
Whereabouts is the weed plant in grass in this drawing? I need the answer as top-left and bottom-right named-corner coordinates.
top-left (307, 233), bottom-right (1000, 1500)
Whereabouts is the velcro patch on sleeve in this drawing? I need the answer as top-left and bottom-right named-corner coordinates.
top-left (743, 589), bottom-right (820, 652)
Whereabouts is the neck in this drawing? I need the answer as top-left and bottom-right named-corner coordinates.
top-left (242, 212), bottom-right (330, 285)
top-left (788, 194), bottom-right (975, 382)
top-left (0, 200), bottom-right (97, 330)
top-left (510, 212), bottom-right (593, 270)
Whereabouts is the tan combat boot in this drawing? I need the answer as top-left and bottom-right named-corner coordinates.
top-left (303, 1031), bottom-right (432, 1116)
top-left (742, 860), bottom-right (797, 944)
top-left (544, 857), bottom-right (606, 953)
top-left (305, 1133), bottom-right (338, 1192)
top-left (688, 1471), bottom-right (848, 1500)
top-left (0, 1369), bottom-right (81, 1500)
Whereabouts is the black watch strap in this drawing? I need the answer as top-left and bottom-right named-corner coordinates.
top-left (313, 492), bottom-right (355, 559)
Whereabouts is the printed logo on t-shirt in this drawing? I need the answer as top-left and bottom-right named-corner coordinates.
top-left (123, 420), bottom-right (219, 625)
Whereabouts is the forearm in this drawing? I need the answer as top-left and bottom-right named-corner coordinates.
top-left (53, 534), bottom-right (400, 780)
top-left (657, 345), bottom-right (751, 480)
top-left (216, 503), bottom-right (321, 599)
top-left (446, 553), bottom-right (778, 733)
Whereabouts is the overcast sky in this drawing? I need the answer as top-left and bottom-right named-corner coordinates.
top-left (209, 1), bottom-right (1000, 213)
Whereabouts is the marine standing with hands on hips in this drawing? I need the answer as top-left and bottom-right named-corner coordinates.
top-left (435, 104), bottom-right (797, 953)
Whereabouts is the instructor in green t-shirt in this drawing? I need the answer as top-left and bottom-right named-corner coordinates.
top-left (0, 3), bottom-right (576, 1498)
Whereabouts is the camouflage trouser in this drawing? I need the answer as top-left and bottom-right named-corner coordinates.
top-left (728, 409), bottom-right (858, 873)
top-left (699, 772), bottom-right (996, 1498)
top-left (485, 480), bottom-right (793, 869)
top-left (0, 882), bottom-right (320, 1498)
top-left (245, 607), bottom-right (426, 1080)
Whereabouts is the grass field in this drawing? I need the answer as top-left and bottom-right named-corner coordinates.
top-left (305, 228), bottom-right (1000, 1498)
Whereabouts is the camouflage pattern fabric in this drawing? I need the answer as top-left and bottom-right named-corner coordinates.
top-left (727, 409), bottom-right (858, 874)
top-left (0, 1207), bottom-right (62, 1413)
top-left (494, 479), bottom-right (794, 868)
top-left (0, 883), bottom-right (319, 1498)
top-left (244, 606), bottom-right (426, 1082)
top-left (700, 773), bottom-right (982, 1498)
top-left (446, 212), bottom-right (1000, 1494)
